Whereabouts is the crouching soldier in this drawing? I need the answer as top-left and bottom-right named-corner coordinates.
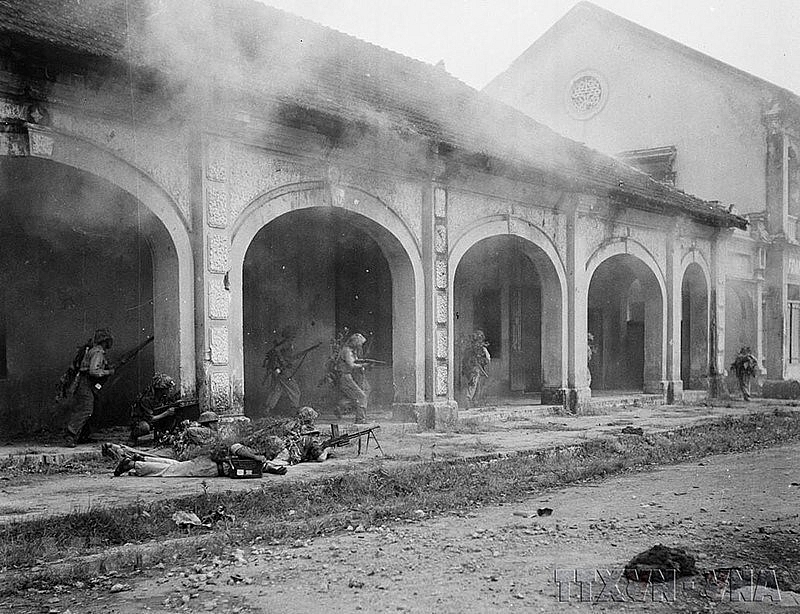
top-left (283, 407), bottom-right (331, 463)
top-left (129, 373), bottom-right (180, 444)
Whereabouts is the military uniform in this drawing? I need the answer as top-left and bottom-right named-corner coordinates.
top-left (263, 328), bottom-right (302, 412)
top-left (335, 334), bottom-right (368, 424)
top-left (731, 347), bottom-right (758, 401)
top-left (129, 373), bottom-right (179, 443)
top-left (65, 329), bottom-right (114, 446)
top-left (461, 331), bottom-right (491, 405)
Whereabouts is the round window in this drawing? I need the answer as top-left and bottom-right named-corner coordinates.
top-left (566, 72), bottom-right (606, 119)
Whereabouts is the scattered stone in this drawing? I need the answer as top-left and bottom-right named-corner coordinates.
top-left (109, 583), bottom-right (130, 593)
top-left (172, 511), bottom-right (206, 528)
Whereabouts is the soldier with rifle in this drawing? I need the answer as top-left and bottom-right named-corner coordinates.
top-left (129, 373), bottom-right (197, 445)
top-left (334, 332), bottom-right (379, 424)
top-left (263, 325), bottom-right (321, 414)
top-left (63, 330), bottom-right (153, 447)
top-left (461, 330), bottom-right (491, 407)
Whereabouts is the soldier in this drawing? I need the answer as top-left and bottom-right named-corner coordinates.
top-left (129, 373), bottom-right (180, 445)
top-left (263, 325), bottom-right (302, 413)
top-left (283, 406), bottom-right (331, 463)
top-left (731, 346), bottom-right (758, 401)
top-left (65, 328), bottom-right (115, 447)
top-left (461, 330), bottom-right (491, 407)
top-left (110, 411), bottom-right (286, 477)
top-left (335, 333), bottom-right (369, 424)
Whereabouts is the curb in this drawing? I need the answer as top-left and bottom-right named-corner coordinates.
top-left (2, 448), bottom-right (102, 469)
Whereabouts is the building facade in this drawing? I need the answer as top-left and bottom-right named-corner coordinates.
top-left (485, 1), bottom-right (800, 387)
top-left (0, 0), bottom-right (744, 434)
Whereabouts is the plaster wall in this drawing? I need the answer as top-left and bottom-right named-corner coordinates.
top-left (486, 17), bottom-right (769, 212)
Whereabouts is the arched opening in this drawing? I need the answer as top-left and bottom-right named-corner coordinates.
top-left (242, 206), bottom-right (416, 417)
top-left (681, 263), bottom-right (709, 389)
top-left (588, 253), bottom-right (664, 392)
top-left (453, 235), bottom-right (563, 406)
top-left (0, 156), bottom-right (181, 435)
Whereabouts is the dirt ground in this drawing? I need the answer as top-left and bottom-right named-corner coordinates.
top-left (6, 440), bottom-right (800, 613)
top-left (0, 401), bottom-right (782, 522)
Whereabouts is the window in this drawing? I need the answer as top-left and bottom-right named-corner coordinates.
top-left (617, 146), bottom-right (677, 186)
top-left (790, 301), bottom-right (800, 363)
top-left (565, 71), bottom-right (607, 120)
top-left (0, 291), bottom-right (6, 378)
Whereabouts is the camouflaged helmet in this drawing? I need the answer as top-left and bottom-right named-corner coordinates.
top-left (92, 328), bottom-right (114, 347)
top-left (198, 411), bottom-right (219, 425)
top-left (296, 406), bottom-right (318, 424)
top-left (152, 373), bottom-right (175, 390)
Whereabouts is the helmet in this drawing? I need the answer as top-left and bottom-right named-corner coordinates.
top-left (93, 328), bottom-right (114, 347)
top-left (198, 411), bottom-right (219, 425)
top-left (296, 406), bottom-right (319, 423)
top-left (347, 333), bottom-right (367, 347)
top-left (152, 373), bottom-right (175, 390)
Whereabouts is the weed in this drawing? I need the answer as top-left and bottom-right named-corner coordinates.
top-left (1, 410), bottom-right (799, 591)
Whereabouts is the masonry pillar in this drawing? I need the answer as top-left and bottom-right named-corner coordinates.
top-left (418, 184), bottom-right (457, 429)
top-left (755, 247), bottom-right (766, 378)
top-left (192, 136), bottom-right (238, 419)
top-left (565, 204), bottom-right (591, 411)
top-left (665, 224), bottom-right (683, 403)
top-left (710, 229), bottom-right (733, 397)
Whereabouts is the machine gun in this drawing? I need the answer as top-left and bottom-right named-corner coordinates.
top-left (322, 424), bottom-right (382, 455)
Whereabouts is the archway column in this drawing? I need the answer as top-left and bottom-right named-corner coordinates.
top-left (665, 226), bottom-right (683, 402)
top-left (566, 207), bottom-right (591, 411)
top-left (710, 229), bottom-right (734, 396)
top-left (420, 185), bottom-right (458, 429)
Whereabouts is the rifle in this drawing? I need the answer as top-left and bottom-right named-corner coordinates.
top-left (288, 342), bottom-right (323, 378)
top-left (96, 335), bottom-right (155, 393)
top-left (355, 358), bottom-right (390, 367)
top-left (321, 425), bottom-right (382, 455)
top-left (153, 398), bottom-right (199, 420)
top-left (151, 398), bottom-right (199, 434)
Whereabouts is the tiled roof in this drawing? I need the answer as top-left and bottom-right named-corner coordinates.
top-left (0, 0), bottom-right (746, 229)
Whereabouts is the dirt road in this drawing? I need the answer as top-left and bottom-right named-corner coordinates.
top-left (8, 442), bottom-right (800, 613)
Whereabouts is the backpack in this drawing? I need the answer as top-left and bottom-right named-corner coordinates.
top-left (55, 339), bottom-right (92, 403)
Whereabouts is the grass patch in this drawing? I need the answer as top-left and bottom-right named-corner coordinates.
top-left (2, 409), bottom-right (800, 592)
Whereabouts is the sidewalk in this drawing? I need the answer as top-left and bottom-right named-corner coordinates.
top-left (0, 399), bottom-right (791, 524)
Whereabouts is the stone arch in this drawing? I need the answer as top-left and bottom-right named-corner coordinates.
top-left (586, 239), bottom-right (667, 392)
top-left (2, 129), bottom-right (195, 393)
top-left (448, 216), bottom-right (568, 401)
top-left (229, 182), bottom-right (425, 412)
top-left (585, 238), bottom-right (667, 295)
